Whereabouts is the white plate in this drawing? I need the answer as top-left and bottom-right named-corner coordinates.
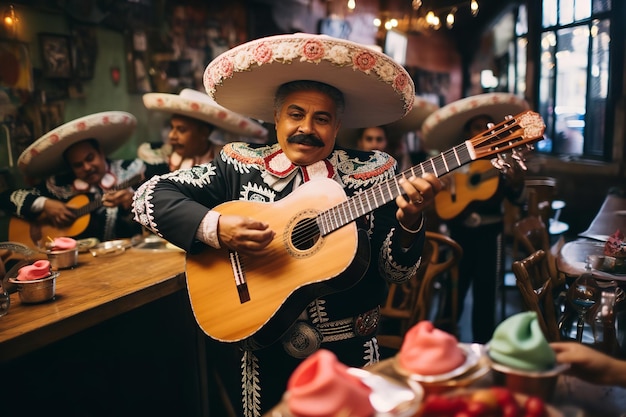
top-left (393, 343), bottom-right (481, 383)
top-left (346, 367), bottom-right (424, 417)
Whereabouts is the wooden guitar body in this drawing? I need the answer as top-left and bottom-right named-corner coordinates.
top-left (185, 179), bottom-right (370, 348)
top-left (8, 194), bottom-right (92, 246)
top-left (435, 160), bottom-right (500, 220)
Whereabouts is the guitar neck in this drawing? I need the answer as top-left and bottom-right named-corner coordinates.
top-left (317, 142), bottom-right (474, 236)
top-left (69, 174), bottom-right (144, 217)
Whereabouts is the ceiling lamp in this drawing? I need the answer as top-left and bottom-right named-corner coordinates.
top-left (413, 0), bottom-right (480, 30)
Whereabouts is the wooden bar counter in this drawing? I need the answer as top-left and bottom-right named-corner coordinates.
top-left (0, 247), bottom-right (214, 417)
top-left (0, 247), bottom-right (186, 361)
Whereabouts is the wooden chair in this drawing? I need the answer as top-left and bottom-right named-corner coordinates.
top-left (513, 213), bottom-right (566, 290)
top-left (378, 231), bottom-right (463, 351)
top-left (511, 249), bottom-right (561, 342)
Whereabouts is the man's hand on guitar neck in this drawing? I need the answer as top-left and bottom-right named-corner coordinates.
top-left (42, 198), bottom-right (76, 227)
top-left (102, 188), bottom-right (135, 210)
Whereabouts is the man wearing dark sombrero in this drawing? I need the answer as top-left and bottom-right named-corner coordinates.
top-left (421, 92), bottom-right (530, 344)
top-left (0, 111), bottom-right (165, 246)
top-left (132, 33), bottom-right (443, 416)
top-left (139, 88), bottom-right (268, 172)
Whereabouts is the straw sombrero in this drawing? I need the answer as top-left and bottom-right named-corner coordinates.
top-left (18, 111), bottom-right (136, 179)
top-left (143, 88), bottom-right (268, 139)
top-left (203, 33), bottom-right (415, 128)
top-left (421, 93), bottom-right (530, 151)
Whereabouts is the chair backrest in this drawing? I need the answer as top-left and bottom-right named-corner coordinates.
top-left (511, 249), bottom-right (561, 342)
top-left (513, 214), bottom-right (566, 290)
top-left (525, 177), bottom-right (557, 225)
top-left (378, 231), bottom-right (463, 351)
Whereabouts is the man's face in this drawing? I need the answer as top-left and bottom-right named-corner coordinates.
top-left (357, 127), bottom-right (388, 152)
top-left (466, 115), bottom-right (494, 138)
top-left (168, 115), bottom-right (213, 159)
top-left (274, 89), bottom-right (340, 166)
top-left (65, 141), bottom-right (107, 185)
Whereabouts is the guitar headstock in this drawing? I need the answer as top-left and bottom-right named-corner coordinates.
top-left (468, 110), bottom-right (545, 163)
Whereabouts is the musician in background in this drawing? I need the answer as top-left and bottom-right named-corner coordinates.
top-left (132, 33), bottom-right (442, 416)
top-left (138, 88), bottom-right (268, 172)
top-left (421, 93), bottom-right (529, 343)
top-left (0, 111), bottom-right (165, 245)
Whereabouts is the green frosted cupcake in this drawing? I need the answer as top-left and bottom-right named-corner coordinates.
top-left (488, 311), bottom-right (556, 371)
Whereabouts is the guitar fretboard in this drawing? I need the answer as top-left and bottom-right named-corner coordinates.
top-left (69, 174), bottom-right (144, 217)
top-left (316, 142), bottom-right (474, 236)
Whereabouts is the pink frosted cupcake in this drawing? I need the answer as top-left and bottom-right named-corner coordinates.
top-left (286, 349), bottom-right (374, 417)
top-left (397, 321), bottom-right (466, 376)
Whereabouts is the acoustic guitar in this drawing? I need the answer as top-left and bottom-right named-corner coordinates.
top-left (185, 110), bottom-right (546, 348)
top-left (8, 174), bottom-right (144, 247)
top-left (434, 159), bottom-right (500, 220)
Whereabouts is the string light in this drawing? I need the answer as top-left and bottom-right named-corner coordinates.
top-left (413, 0), bottom-right (479, 30)
top-left (2, 4), bottom-right (18, 37)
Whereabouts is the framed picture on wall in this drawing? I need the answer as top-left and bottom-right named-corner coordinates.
top-left (39, 33), bottom-right (72, 79)
top-left (70, 25), bottom-right (98, 80)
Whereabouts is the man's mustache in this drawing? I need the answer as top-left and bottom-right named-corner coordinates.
top-left (287, 134), bottom-right (325, 147)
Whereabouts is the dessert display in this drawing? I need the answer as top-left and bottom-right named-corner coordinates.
top-left (48, 237), bottom-right (78, 251)
top-left (16, 259), bottom-right (52, 281)
top-left (9, 259), bottom-right (59, 303)
top-left (268, 349), bottom-right (423, 417)
top-left (417, 387), bottom-right (557, 417)
top-left (601, 229), bottom-right (626, 273)
top-left (45, 236), bottom-right (79, 269)
top-left (393, 320), bottom-right (481, 384)
top-left (488, 311), bottom-right (556, 371)
top-left (487, 311), bottom-right (567, 400)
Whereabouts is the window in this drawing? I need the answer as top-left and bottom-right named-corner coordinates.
top-left (512, 0), bottom-right (614, 159)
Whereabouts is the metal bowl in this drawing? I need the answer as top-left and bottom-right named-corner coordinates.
top-left (8, 272), bottom-right (59, 304)
top-left (46, 248), bottom-right (78, 269)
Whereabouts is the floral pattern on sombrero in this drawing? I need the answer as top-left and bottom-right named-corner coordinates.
top-left (421, 93), bottom-right (529, 134)
top-left (17, 112), bottom-right (136, 177)
top-left (204, 35), bottom-right (414, 115)
top-left (143, 89), bottom-right (268, 138)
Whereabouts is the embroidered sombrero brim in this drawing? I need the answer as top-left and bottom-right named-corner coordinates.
top-left (143, 88), bottom-right (268, 139)
top-left (421, 93), bottom-right (529, 151)
top-left (386, 96), bottom-right (439, 137)
top-left (204, 33), bottom-right (415, 128)
top-left (18, 111), bottom-right (136, 179)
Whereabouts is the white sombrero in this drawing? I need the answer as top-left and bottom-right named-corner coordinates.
top-left (203, 33), bottom-right (415, 128)
top-left (386, 96), bottom-right (440, 137)
top-left (421, 92), bottom-right (529, 151)
top-left (143, 88), bottom-right (268, 139)
top-left (336, 95), bottom-right (438, 148)
top-left (18, 111), bottom-right (136, 179)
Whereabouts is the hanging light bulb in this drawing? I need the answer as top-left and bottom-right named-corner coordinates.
top-left (2, 4), bottom-right (18, 37)
top-left (412, 0), bottom-right (422, 11)
top-left (446, 7), bottom-right (456, 28)
top-left (470, 0), bottom-right (479, 17)
top-left (347, 0), bottom-right (356, 11)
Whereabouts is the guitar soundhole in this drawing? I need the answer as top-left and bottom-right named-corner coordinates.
top-left (469, 173), bottom-right (481, 186)
top-left (291, 218), bottom-right (320, 250)
top-left (284, 210), bottom-right (323, 258)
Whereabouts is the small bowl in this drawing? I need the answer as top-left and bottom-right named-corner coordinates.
top-left (46, 248), bottom-right (78, 270)
top-left (489, 360), bottom-right (569, 401)
top-left (8, 272), bottom-right (60, 303)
